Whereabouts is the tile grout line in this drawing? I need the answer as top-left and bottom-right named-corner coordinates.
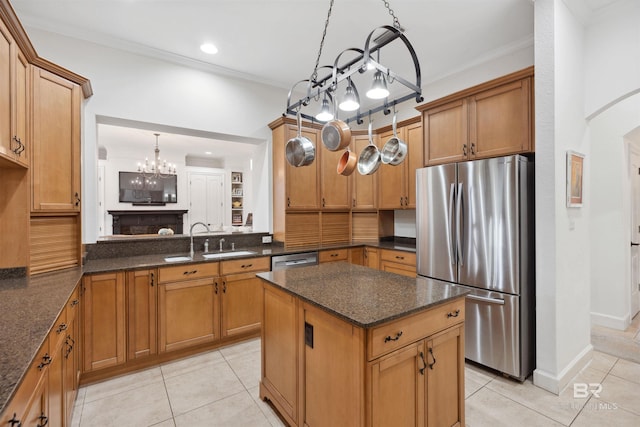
top-left (159, 366), bottom-right (177, 427)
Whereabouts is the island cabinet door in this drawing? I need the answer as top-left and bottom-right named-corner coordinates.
top-left (261, 283), bottom-right (299, 425)
top-left (369, 342), bottom-right (425, 427)
top-left (302, 303), bottom-right (365, 427)
top-left (425, 325), bottom-right (465, 427)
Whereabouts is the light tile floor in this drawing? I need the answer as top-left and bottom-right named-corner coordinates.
top-left (70, 337), bottom-right (640, 427)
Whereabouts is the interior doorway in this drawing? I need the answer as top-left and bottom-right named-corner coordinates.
top-left (188, 172), bottom-right (224, 230)
top-left (628, 144), bottom-right (640, 318)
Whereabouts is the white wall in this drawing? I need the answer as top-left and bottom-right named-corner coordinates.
top-left (590, 94), bottom-right (640, 329)
top-left (532, 0), bottom-right (592, 394)
top-left (23, 27), bottom-right (287, 242)
top-left (583, 0), bottom-right (640, 119)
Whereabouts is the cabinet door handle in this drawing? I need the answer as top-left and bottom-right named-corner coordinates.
top-left (183, 270), bottom-right (198, 275)
top-left (56, 323), bottom-right (68, 334)
top-left (447, 309), bottom-right (460, 318)
top-left (419, 351), bottom-right (427, 375)
top-left (404, 197), bottom-right (408, 205)
top-left (287, 197), bottom-right (290, 207)
top-left (70, 299), bottom-right (79, 307)
top-left (74, 192), bottom-right (81, 206)
top-left (322, 198), bottom-right (325, 207)
top-left (38, 353), bottom-right (52, 370)
top-left (428, 347), bottom-right (436, 370)
top-left (37, 412), bottom-right (48, 427)
top-left (384, 331), bottom-right (403, 343)
top-left (400, 197), bottom-right (403, 205)
top-left (223, 281), bottom-right (227, 293)
top-left (352, 198), bottom-right (356, 207)
top-left (395, 255), bottom-right (405, 260)
top-left (8, 412), bottom-right (21, 426)
top-left (463, 144), bottom-right (467, 156)
top-left (470, 143), bottom-right (476, 155)
top-left (150, 272), bottom-right (155, 287)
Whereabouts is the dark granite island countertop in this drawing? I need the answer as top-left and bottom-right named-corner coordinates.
top-left (257, 262), bottom-right (467, 328)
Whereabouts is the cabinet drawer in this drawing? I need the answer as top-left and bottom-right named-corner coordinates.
top-left (220, 256), bottom-right (270, 275)
top-left (367, 298), bottom-right (464, 360)
top-left (158, 262), bottom-right (219, 283)
top-left (319, 248), bottom-right (349, 263)
top-left (380, 249), bottom-right (416, 266)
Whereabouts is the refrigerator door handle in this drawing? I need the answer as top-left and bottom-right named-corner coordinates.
top-left (456, 183), bottom-right (464, 266)
top-left (449, 183), bottom-right (456, 264)
top-left (466, 294), bottom-right (505, 305)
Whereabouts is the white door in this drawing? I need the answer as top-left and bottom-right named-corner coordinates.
top-left (629, 149), bottom-right (640, 317)
top-left (188, 172), bottom-right (224, 228)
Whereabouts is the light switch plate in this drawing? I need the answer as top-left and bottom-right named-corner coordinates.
top-left (262, 235), bottom-right (272, 244)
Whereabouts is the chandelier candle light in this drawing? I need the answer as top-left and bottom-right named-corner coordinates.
top-left (137, 133), bottom-right (177, 177)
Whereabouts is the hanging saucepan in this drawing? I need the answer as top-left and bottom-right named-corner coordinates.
top-left (357, 118), bottom-right (381, 175)
top-left (286, 110), bottom-right (315, 167)
top-left (321, 97), bottom-right (351, 151)
top-left (337, 147), bottom-right (357, 176)
top-left (380, 109), bottom-right (407, 165)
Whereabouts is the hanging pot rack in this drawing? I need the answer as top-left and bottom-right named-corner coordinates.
top-left (285, 24), bottom-right (423, 125)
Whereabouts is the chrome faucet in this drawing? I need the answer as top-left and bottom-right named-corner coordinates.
top-left (219, 238), bottom-right (225, 252)
top-left (190, 222), bottom-right (211, 259)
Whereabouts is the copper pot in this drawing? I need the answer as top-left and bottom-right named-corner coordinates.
top-left (337, 149), bottom-right (357, 176)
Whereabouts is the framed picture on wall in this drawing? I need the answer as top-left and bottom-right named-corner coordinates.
top-left (567, 150), bottom-right (585, 207)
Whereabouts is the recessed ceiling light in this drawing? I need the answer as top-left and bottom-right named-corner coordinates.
top-left (200, 43), bottom-right (218, 55)
top-left (205, 151), bottom-right (212, 155)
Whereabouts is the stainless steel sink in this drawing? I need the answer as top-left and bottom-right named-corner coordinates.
top-left (164, 256), bottom-right (192, 262)
top-left (201, 250), bottom-right (256, 260)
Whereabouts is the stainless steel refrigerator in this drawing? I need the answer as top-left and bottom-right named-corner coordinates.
top-left (416, 155), bottom-right (534, 381)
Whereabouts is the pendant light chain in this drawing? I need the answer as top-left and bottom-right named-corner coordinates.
top-left (311, 0), bottom-right (335, 83)
top-left (381, 0), bottom-right (401, 30)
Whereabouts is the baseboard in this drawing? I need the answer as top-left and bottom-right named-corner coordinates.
top-left (591, 311), bottom-right (630, 331)
top-left (533, 344), bottom-right (593, 395)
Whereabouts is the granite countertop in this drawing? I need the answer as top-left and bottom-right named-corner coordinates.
top-left (0, 239), bottom-right (417, 416)
top-left (257, 262), bottom-right (467, 328)
top-left (0, 268), bottom-right (83, 416)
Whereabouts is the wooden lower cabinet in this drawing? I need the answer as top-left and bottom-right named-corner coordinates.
top-left (260, 281), bottom-right (465, 427)
top-left (364, 247), bottom-right (379, 269)
top-left (82, 273), bottom-right (126, 372)
top-left (319, 248), bottom-right (349, 263)
top-left (221, 271), bottom-right (263, 338)
top-left (379, 249), bottom-right (416, 278)
top-left (349, 247), bottom-right (365, 265)
top-left (127, 269), bottom-right (157, 360)
top-left (1, 284), bottom-right (81, 427)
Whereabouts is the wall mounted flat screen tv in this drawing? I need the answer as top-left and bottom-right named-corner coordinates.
top-left (119, 171), bottom-right (177, 204)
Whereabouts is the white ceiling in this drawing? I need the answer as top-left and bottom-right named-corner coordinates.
top-left (9, 0), bottom-right (618, 157)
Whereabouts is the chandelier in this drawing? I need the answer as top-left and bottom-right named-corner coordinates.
top-left (285, 0), bottom-right (422, 125)
top-left (137, 133), bottom-right (176, 177)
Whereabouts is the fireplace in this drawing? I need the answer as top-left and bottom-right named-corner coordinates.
top-left (109, 210), bottom-right (188, 235)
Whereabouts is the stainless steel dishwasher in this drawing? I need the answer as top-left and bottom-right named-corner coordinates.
top-left (271, 251), bottom-right (318, 270)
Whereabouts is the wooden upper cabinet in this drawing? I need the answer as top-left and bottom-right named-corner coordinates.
top-left (285, 124), bottom-right (320, 210)
top-left (377, 119), bottom-right (424, 209)
top-left (352, 134), bottom-right (377, 210)
top-left (469, 77), bottom-right (532, 159)
top-left (0, 19), bottom-right (29, 168)
top-left (421, 67), bottom-right (534, 166)
top-left (423, 98), bottom-right (469, 166)
top-left (320, 138), bottom-right (350, 209)
top-left (31, 67), bottom-right (81, 212)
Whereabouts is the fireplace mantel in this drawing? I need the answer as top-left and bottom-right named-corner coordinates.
top-left (108, 210), bottom-right (188, 235)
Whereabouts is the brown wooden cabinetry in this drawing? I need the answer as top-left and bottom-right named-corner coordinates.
top-left (158, 263), bottom-right (221, 353)
top-left (82, 272), bottom-right (126, 372)
top-left (319, 248), bottom-right (349, 263)
top-left (377, 118), bottom-right (424, 209)
top-left (0, 19), bottom-right (29, 168)
top-left (127, 269), bottom-right (157, 360)
top-left (220, 257), bottom-right (269, 338)
top-left (320, 139), bottom-right (351, 209)
top-left (379, 248), bottom-right (416, 278)
top-left (284, 124), bottom-right (320, 210)
top-left (364, 246), bottom-right (379, 269)
top-left (421, 67), bottom-right (533, 166)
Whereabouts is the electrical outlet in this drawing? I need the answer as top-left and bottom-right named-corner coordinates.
top-left (262, 235), bottom-right (272, 244)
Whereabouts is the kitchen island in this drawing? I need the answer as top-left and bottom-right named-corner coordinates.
top-left (257, 262), bottom-right (468, 427)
